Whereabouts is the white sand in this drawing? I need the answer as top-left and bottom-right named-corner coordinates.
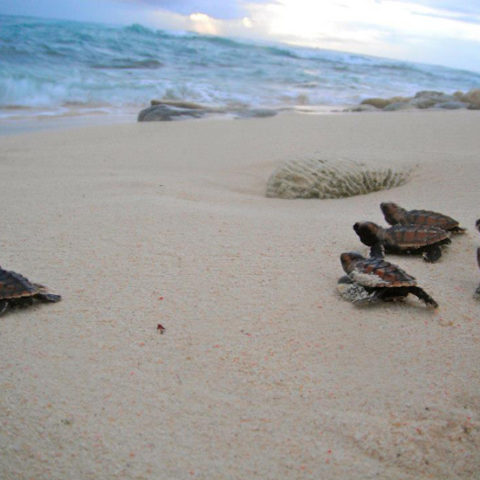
top-left (0, 111), bottom-right (479, 479)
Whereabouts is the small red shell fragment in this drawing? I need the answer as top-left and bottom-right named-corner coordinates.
top-left (157, 324), bottom-right (166, 334)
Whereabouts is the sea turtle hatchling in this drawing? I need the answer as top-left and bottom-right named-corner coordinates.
top-left (353, 221), bottom-right (451, 262)
top-left (337, 252), bottom-right (438, 308)
top-left (0, 267), bottom-right (61, 316)
top-left (380, 202), bottom-right (466, 233)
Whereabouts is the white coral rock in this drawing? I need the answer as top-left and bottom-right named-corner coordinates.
top-left (266, 157), bottom-right (412, 199)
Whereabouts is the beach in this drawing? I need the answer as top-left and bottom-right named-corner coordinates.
top-left (0, 110), bottom-right (479, 479)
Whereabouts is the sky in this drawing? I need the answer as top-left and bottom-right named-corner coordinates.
top-left (2, 0), bottom-right (480, 72)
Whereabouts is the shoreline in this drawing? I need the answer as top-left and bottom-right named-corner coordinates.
top-left (1, 110), bottom-right (479, 479)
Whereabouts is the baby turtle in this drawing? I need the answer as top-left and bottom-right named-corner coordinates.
top-left (381, 202), bottom-right (466, 233)
top-left (353, 221), bottom-right (451, 262)
top-left (0, 267), bottom-right (61, 316)
top-left (338, 252), bottom-right (438, 308)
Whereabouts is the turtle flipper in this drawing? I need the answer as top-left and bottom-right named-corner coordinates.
top-left (422, 245), bottom-right (442, 263)
top-left (474, 285), bottom-right (480, 300)
top-left (408, 286), bottom-right (438, 308)
top-left (370, 242), bottom-right (385, 258)
top-left (37, 293), bottom-right (61, 303)
top-left (32, 283), bottom-right (61, 303)
top-left (0, 300), bottom-right (9, 316)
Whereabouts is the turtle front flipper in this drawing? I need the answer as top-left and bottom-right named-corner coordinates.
top-left (408, 286), bottom-right (438, 308)
top-left (32, 283), bottom-right (61, 303)
top-left (37, 293), bottom-right (61, 303)
top-left (422, 245), bottom-right (442, 263)
top-left (370, 242), bottom-right (385, 258)
top-left (0, 300), bottom-right (9, 316)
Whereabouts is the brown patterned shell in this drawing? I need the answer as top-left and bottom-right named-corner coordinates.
top-left (398, 210), bottom-right (459, 230)
top-left (340, 252), bottom-right (416, 288)
top-left (0, 269), bottom-right (44, 300)
top-left (381, 202), bottom-right (462, 231)
top-left (383, 225), bottom-right (450, 248)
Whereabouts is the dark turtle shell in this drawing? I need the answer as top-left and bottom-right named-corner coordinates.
top-left (340, 252), bottom-right (416, 288)
top-left (354, 222), bottom-right (450, 248)
top-left (0, 269), bottom-right (43, 299)
top-left (382, 224), bottom-right (450, 249)
top-left (0, 267), bottom-right (60, 308)
top-left (381, 202), bottom-right (465, 232)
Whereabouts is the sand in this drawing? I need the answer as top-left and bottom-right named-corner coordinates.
top-left (0, 110), bottom-right (479, 479)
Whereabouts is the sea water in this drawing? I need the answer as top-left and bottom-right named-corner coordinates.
top-left (1, 13), bottom-right (480, 124)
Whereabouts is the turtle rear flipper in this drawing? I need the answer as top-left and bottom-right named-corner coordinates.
top-left (408, 286), bottom-right (438, 308)
top-left (0, 300), bottom-right (9, 316)
top-left (474, 285), bottom-right (480, 300)
top-left (422, 245), bottom-right (442, 263)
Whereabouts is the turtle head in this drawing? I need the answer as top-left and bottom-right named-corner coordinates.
top-left (380, 202), bottom-right (404, 225)
top-left (340, 251), bottom-right (364, 273)
top-left (353, 221), bottom-right (382, 246)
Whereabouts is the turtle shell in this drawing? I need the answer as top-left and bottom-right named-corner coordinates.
top-left (340, 252), bottom-right (416, 288)
top-left (383, 225), bottom-right (450, 248)
top-left (381, 202), bottom-right (462, 231)
top-left (0, 268), bottom-right (44, 300)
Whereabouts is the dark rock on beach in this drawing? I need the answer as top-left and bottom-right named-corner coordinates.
top-left (138, 104), bottom-right (208, 121)
top-left (138, 100), bottom-right (278, 122)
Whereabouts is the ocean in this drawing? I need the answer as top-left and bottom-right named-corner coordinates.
top-left (1, 13), bottom-right (480, 127)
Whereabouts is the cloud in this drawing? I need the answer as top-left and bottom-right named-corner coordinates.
top-left (117, 0), bottom-right (251, 19)
top-left (2, 0), bottom-right (480, 71)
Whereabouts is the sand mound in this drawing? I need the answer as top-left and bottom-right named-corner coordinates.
top-left (266, 157), bottom-right (413, 199)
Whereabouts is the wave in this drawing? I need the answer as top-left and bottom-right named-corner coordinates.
top-left (1, 14), bottom-right (480, 116)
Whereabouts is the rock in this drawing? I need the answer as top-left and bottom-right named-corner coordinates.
top-left (361, 96), bottom-right (409, 109)
top-left (410, 90), bottom-right (454, 109)
top-left (150, 99), bottom-right (209, 110)
top-left (461, 88), bottom-right (480, 108)
top-left (383, 102), bottom-right (415, 111)
top-left (347, 104), bottom-right (379, 112)
top-left (138, 104), bottom-right (206, 121)
top-left (434, 101), bottom-right (469, 110)
top-left (361, 98), bottom-right (391, 109)
top-left (266, 157), bottom-right (412, 199)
